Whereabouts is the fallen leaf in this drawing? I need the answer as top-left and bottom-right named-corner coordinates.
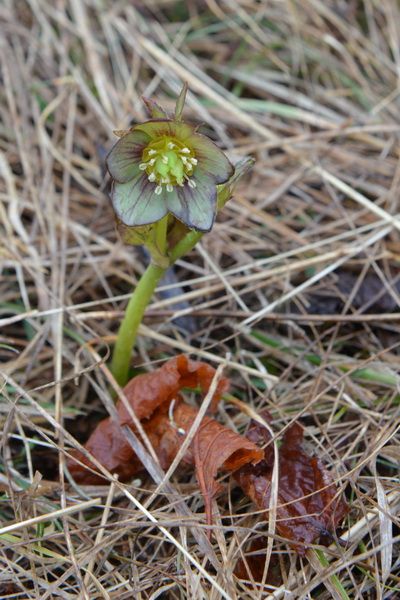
top-left (235, 418), bottom-right (347, 554)
top-left (67, 416), bottom-right (143, 484)
top-left (67, 355), bottom-right (262, 523)
top-left (117, 353), bottom-right (229, 423)
top-left (68, 354), bottom-right (229, 483)
top-left (67, 356), bottom-right (347, 553)
top-left (144, 402), bottom-right (263, 527)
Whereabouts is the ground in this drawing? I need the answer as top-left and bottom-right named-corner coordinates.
top-left (0, 1), bottom-right (400, 598)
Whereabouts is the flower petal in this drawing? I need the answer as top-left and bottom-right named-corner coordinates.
top-left (134, 119), bottom-right (194, 141)
top-left (112, 175), bottom-right (168, 226)
top-left (107, 130), bottom-right (150, 183)
top-left (166, 177), bottom-right (216, 232)
top-left (190, 134), bottom-right (234, 184)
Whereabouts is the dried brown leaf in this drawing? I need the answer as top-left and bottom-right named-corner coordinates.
top-left (145, 402), bottom-right (263, 526)
top-left (118, 353), bottom-right (229, 423)
top-left (67, 355), bottom-right (262, 515)
top-left (235, 419), bottom-right (347, 554)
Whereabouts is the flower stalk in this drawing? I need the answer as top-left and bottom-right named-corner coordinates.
top-left (110, 261), bottom-right (167, 386)
top-left (107, 85), bottom-right (253, 386)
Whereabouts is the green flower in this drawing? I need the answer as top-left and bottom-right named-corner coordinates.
top-left (106, 88), bottom-right (233, 232)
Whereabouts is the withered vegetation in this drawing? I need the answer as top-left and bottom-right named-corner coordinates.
top-left (1, 1), bottom-right (399, 598)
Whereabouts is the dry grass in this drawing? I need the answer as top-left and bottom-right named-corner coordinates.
top-left (1, 0), bottom-right (400, 598)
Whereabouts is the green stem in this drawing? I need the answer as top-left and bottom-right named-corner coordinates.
top-left (111, 262), bottom-right (167, 386)
top-left (111, 204), bottom-right (226, 387)
top-left (155, 215), bottom-right (168, 255)
top-left (170, 230), bottom-right (203, 263)
top-left (111, 219), bottom-right (199, 387)
top-left (110, 179), bottom-right (235, 387)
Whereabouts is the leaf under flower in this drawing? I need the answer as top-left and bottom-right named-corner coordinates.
top-left (116, 219), bottom-right (154, 246)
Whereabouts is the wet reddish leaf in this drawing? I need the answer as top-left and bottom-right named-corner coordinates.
top-left (68, 355), bottom-right (229, 483)
top-left (67, 356), bottom-right (346, 553)
top-left (142, 402), bottom-right (262, 476)
top-left (67, 417), bottom-right (143, 484)
top-left (67, 355), bottom-right (262, 518)
top-left (0, 584), bottom-right (21, 596)
top-left (117, 353), bottom-right (229, 423)
top-left (235, 418), bottom-right (347, 554)
top-left (142, 401), bottom-right (263, 527)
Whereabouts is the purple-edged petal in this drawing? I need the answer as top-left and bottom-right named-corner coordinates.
top-left (166, 176), bottom-right (216, 232)
top-left (190, 134), bottom-right (234, 184)
top-left (112, 175), bottom-right (168, 227)
top-left (134, 119), bottom-right (194, 141)
top-left (107, 130), bottom-right (150, 183)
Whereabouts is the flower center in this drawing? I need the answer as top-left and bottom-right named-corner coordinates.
top-left (139, 136), bottom-right (198, 195)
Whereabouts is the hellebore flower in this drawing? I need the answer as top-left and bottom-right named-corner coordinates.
top-left (106, 90), bottom-right (233, 232)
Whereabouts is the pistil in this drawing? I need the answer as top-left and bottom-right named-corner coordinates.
top-left (140, 137), bottom-right (197, 192)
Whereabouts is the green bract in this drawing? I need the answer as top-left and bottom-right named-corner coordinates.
top-left (106, 95), bottom-right (233, 232)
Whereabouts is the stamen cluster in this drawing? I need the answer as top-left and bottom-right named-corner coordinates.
top-left (139, 136), bottom-right (198, 195)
